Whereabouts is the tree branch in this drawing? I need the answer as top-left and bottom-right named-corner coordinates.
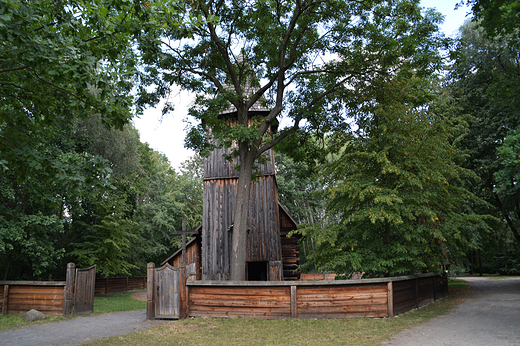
top-left (0, 65), bottom-right (31, 74)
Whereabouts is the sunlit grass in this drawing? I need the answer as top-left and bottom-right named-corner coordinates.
top-left (93, 290), bottom-right (146, 314)
top-left (84, 286), bottom-right (468, 346)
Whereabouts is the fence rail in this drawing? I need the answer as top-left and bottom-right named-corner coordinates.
top-left (0, 269), bottom-right (146, 316)
top-left (95, 277), bottom-right (146, 295)
top-left (146, 269), bottom-right (448, 320)
top-left (185, 273), bottom-right (447, 319)
top-left (0, 281), bottom-right (67, 315)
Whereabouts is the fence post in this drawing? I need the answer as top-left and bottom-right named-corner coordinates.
top-left (63, 262), bottom-right (75, 317)
top-left (179, 262), bottom-right (187, 319)
top-left (147, 263), bottom-right (155, 320)
top-left (387, 281), bottom-right (394, 317)
top-left (290, 285), bottom-right (297, 318)
top-left (2, 285), bottom-right (9, 315)
top-left (415, 277), bottom-right (419, 308)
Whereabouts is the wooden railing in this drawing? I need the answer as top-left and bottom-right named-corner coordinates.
top-left (182, 273), bottom-right (448, 319)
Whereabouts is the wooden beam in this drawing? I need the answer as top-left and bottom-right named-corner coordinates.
top-left (171, 218), bottom-right (199, 264)
top-left (146, 263), bottom-right (155, 320)
top-left (387, 281), bottom-right (394, 317)
top-left (63, 262), bottom-right (74, 317)
top-left (290, 285), bottom-right (297, 318)
top-left (2, 285), bottom-right (8, 315)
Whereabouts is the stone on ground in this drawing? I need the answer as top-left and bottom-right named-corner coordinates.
top-left (23, 309), bottom-right (46, 322)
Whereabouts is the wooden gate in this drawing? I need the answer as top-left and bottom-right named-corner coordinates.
top-left (74, 265), bottom-right (96, 314)
top-left (154, 263), bottom-right (180, 319)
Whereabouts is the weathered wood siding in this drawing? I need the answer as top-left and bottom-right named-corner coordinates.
top-left (185, 273), bottom-right (445, 319)
top-left (204, 146), bottom-right (275, 180)
top-left (0, 282), bottom-right (65, 315)
top-left (300, 273), bottom-right (337, 281)
top-left (279, 205), bottom-right (300, 280)
top-left (392, 278), bottom-right (417, 315)
top-left (188, 285), bottom-right (292, 318)
top-left (296, 284), bottom-right (389, 318)
top-left (392, 275), bottom-right (447, 315)
top-left (202, 149), bottom-right (282, 280)
top-left (162, 237), bottom-right (202, 280)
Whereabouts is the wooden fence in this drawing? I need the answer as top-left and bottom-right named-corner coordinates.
top-left (186, 274), bottom-right (447, 319)
top-left (300, 273), bottom-right (337, 281)
top-left (147, 271), bottom-right (448, 320)
top-left (95, 277), bottom-right (146, 295)
top-left (0, 281), bottom-right (67, 315)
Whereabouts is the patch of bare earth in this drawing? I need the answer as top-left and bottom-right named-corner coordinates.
top-left (131, 291), bottom-right (147, 301)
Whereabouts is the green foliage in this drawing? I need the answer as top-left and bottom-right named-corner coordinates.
top-left (449, 19), bottom-right (520, 273)
top-left (464, 0), bottom-right (520, 47)
top-left (304, 73), bottom-right (492, 276)
top-left (138, 0), bottom-right (449, 279)
top-left (494, 128), bottom-right (520, 202)
top-left (490, 250), bottom-right (520, 275)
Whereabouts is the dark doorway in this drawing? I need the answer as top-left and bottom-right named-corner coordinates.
top-left (247, 261), bottom-right (267, 281)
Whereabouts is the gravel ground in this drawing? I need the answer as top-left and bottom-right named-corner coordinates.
top-left (384, 276), bottom-right (520, 346)
top-left (0, 309), bottom-right (165, 346)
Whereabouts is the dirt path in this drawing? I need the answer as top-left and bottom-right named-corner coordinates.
top-left (383, 276), bottom-right (520, 345)
top-left (0, 310), bottom-right (167, 346)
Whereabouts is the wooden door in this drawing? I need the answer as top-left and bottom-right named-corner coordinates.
top-left (154, 263), bottom-right (180, 319)
top-left (74, 265), bottom-right (96, 314)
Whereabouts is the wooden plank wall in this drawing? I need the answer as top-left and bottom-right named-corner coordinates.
top-left (202, 175), bottom-right (282, 280)
top-left (188, 285), bottom-right (292, 319)
top-left (204, 146), bottom-right (275, 180)
top-left (188, 283), bottom-right (388, 319)
top-left (95, 277), bottom-right (147, 295)
top-left (300, 273), bottom-right (337, 281)
top-left (392, 279), bottom-right (417, 315)
top-left (186, 274), bottom-right (446, 319)
top-left (297, 284), bottom-right (389, 318)
top-left (0, 283), bottom-right (66, 315)
top-left (279, 205), bottom-right (300, 281)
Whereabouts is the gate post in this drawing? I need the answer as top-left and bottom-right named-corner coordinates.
top-left (63, 262), bottom-right (75, 317)
top-left (387, 281), bottom-right (394, 317)
top-left (147, 262), bottom-right (155, 320)
top-left (179, 262), bottom-right (187, 319)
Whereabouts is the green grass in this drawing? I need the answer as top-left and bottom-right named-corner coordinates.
top-left (0, 313), bottom-right (69, 332)
top-left (83, 286), bottom-right (469, 346)
top-left (0, 290), bottom-right (146, 332)
top-left (93, 290), bottom-right (146, 314)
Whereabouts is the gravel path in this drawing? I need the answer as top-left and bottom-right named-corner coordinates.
top-left (0, 309), bottom-right (165, 346)
top-left (383, 276), bottom-right (520, 346)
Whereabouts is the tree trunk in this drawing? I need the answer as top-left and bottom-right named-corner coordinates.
top-left (230, 143), bottom-right (255, 281)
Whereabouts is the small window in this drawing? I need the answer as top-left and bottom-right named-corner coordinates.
top-left (247, 261), bottom-right (267, 281)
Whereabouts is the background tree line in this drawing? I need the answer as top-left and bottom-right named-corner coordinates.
top-left (1, 0), bottom-right (519, 280)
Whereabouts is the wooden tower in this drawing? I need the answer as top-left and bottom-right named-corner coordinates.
top-left (201, 90), bottom-right (299, 281)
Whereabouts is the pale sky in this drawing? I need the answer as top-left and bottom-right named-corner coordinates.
top-left (132, 1), bottom-right (472, 170)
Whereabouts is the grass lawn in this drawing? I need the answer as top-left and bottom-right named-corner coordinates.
top-left (83, 283), bottom-right (471, 346)
top-left (0, 290), bottom-right (146, 332)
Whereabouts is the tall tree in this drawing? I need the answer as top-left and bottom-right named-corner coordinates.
top-left (306, 73), bottom-right (491, 276)
top-left (139, 0), bottom-right (447, 280)
top-left (450, 21), bottom-right (520, 244)
top-left (462, 0), bottom-right (520, 44)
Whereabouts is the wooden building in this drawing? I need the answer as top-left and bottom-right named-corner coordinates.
top-left (163, 78), bottom-right (300, 281)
